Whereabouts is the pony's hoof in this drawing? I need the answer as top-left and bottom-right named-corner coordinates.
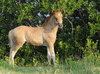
top-left (48, 63), bottom-right (51, 66)
top-left (54, 64), bottom-right (57, 67)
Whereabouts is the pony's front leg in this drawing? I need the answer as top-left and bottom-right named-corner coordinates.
top-left (47, 47), bottom-right (51, 65)
top-left (51, 50), bottom-right (56, 66)
top-left (48, 45), bottom-right (56, 66)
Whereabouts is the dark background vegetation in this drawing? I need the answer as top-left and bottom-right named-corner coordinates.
top-left (0, 0), bottom-right (100, 66)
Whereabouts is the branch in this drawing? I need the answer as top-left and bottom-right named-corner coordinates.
top-left (64, 17), bottom-right (74, 38)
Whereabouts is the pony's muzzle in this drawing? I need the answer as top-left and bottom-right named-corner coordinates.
top-left (58, 23), bottom-right (63, 29)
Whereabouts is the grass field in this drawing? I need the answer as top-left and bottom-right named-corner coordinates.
top-left (0, 60), bottom-right (100, 74)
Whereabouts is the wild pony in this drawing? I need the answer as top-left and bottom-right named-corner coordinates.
top-left (8, 10), bottom-right (63, 66)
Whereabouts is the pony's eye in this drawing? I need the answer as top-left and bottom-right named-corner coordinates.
top-left (58, 14), bottom-right (60, 16)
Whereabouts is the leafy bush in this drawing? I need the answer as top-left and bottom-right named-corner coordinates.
top-left (0, 0), bottom-right (99, 66)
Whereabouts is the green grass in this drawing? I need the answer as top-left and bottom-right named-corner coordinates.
top-left (0, 60), bottom-right (100, 74)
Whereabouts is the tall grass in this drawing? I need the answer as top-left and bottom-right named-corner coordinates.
top-left (0, 60), bottom-right (100, 74)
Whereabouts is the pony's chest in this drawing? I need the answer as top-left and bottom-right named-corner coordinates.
top-left (43, 33), bottom-right (57, 45)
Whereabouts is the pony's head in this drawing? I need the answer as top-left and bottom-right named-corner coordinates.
top-left (52, 10), bottom-right (63, 29)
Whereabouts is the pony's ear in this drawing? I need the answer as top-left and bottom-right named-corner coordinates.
top-left (60, 10), bottom-right (63, 12)
top-left (52, 10), bottom-right (55, 13)
top-left (52, 10), bottom-right (62, 13)
top-left (52, 10), bottom-right (58, 13)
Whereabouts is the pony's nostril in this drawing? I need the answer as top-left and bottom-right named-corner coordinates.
top-left (58, 23), bottom-right (63, 29)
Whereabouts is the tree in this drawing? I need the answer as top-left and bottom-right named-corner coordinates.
top-left (0, 0), bottom-right (99, 66)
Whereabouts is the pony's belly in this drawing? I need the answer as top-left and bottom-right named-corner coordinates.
top-left (31, 41), bottom-right (43, 46)
top-left (27, 38), bottom-right (43, 46)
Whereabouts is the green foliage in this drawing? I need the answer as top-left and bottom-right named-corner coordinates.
top-left (83, 38), bottom-right (98, 56)
top-left (0, 0), bottom-right (100, 66)
top-left (33, 57), bottom-right (38, 67)
top-left (56, 52), bottom-right (59, 64)
top-left (17, 3), bottom-right (33, 22)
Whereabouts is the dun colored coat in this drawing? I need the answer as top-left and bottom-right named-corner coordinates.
top-left (8, 10), bottom-right (63, 66)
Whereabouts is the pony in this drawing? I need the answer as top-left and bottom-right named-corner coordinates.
top-left (8, 10), bottom-right (63, 66)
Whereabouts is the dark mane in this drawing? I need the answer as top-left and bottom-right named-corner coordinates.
top-left (42, 14), bottom-right (53, 27)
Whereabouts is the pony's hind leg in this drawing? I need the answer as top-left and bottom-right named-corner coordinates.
top-left (9, 44), bottom-right (23, 65)
top-left (8, 30), bottom-right (25, 65)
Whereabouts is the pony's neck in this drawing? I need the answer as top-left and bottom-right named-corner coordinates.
top-left (43, 15), bottom-right (58, 33)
